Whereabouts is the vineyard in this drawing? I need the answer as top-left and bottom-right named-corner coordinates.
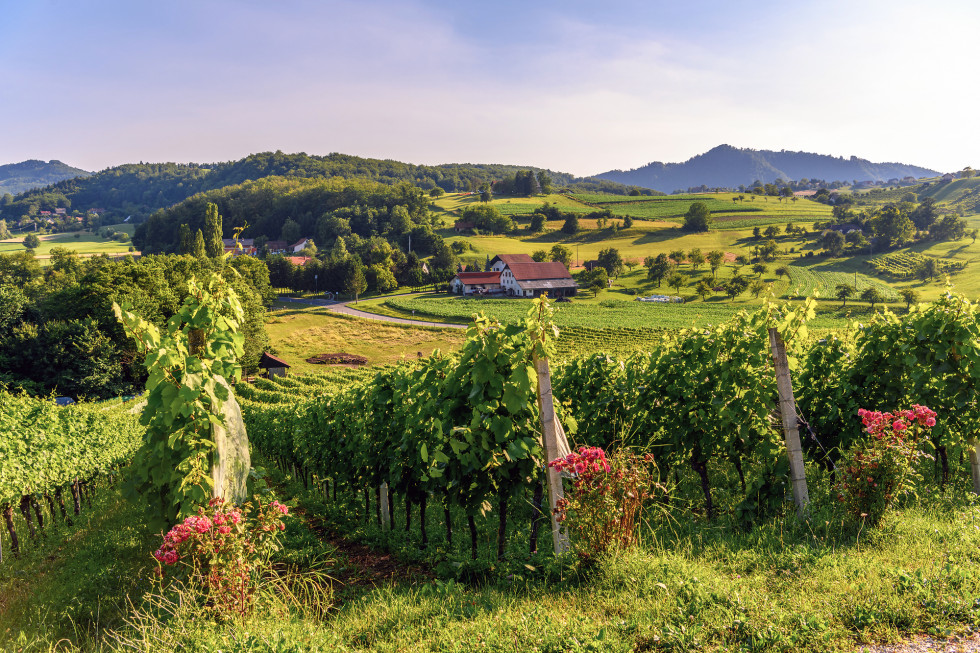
top-left (786, 263), bottom-right (899, 301)
top-left (0, 394), bottom-right (142, 560)
top-left (238, 292), bottom-right (980, 565)
top-left (868, 251), bottom-right (967, 279)
top-left (384, 295), bottom-right (746, 331)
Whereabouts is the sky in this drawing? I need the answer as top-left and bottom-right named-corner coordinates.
top-left (1, 0), bottom-right (977, 177)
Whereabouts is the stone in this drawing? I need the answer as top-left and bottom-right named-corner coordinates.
top-left (211, 376), bottom-right (251, 504)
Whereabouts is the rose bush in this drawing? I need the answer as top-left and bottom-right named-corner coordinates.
top-left (549, 447), bottom-right (664, 559)
top-left (835, 405), bottom-right (936, 526)
top-left (152, 496), bottom-right (290, 617)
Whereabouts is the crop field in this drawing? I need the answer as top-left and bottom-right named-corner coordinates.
top-left (869, 251), bottom-right (967, 279)
top-left (385, 295), bottom-right (745, 330)
top-left (571, 192), bottom-right (835, 225)
top-left (786, 261), bottom-right (898, 301)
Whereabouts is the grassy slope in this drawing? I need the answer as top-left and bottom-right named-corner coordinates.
top-left (0, 225), bottom-right (136, 258)
top-left (264, 303), bottom-right (465, 374)
top-left (9, 467), bottom-right (980, 652)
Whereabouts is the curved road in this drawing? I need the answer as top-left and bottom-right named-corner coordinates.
top-left (277, 296), bottom-right (466, 330)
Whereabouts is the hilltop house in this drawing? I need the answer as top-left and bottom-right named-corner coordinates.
top-left (451, 254), bottom-right (578, 298)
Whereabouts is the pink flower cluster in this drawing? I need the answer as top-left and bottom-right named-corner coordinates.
top-left (271, 500), bottom-right (289, 515)
top-left (153, 501), bottom-right (245, 566)
top-left (858, 405), bottom-right (937, 440)
top-left (549, 446), bottom-right (611, 475)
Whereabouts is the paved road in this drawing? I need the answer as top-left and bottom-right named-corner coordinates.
top-left (277, 296), bottom-right (465, 330)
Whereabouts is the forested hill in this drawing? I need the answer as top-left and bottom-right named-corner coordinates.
top-left (0, 159), bottom-right (90, 195)
top-left (133, 176), bottom-right (435, 255)
top-left (2, 151), bottom-right (634, 223)
top-left (596, 145), bottom-right (941, 192)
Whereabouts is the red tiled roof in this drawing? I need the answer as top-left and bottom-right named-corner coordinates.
top-left (507, 261), bottom-right (572, 281)
top-left (492, 254), bottom-right (534, 266)
top-left (455, 271), bottom-right (501, 284)
top-left (286, 256), bottom-right (312, 266)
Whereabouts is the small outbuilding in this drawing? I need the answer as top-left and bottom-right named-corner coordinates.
top-left (259, 352), bottom-right (291, 378)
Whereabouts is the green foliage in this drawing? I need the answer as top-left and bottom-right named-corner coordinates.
top-left (23, 233), bottom-right (41, 250)
top-left (0, 395), bottom-right (143, 506)
top-left (682, 201), bottom-right (712, 232)
top-left (561, 214), bottom-right (580, 235)
top-left (460, 203), bottom-right (513, 234)
top-left (868, 251), bottom-right (966, 280)
top-left (202, 203), bottom-right (223, 258)
top-left (115, 273), bottom-right (245, 524)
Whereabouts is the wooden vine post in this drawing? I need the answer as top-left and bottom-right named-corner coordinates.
top-left (380, 482), bottom-right (391, 531)
top-left (970, 446), bottom-right (980, 496)
top-left (767, 327), bottom-right (810, 515)
top-left (533, 351), bottom-right (569, 555)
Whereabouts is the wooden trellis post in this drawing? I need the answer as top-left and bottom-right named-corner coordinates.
top-left (533, 351), bottom-right (570, 555)
top-left (380, 482), bottom-right (391, 530)
top-left (768, 327), bottom-right (810, 515)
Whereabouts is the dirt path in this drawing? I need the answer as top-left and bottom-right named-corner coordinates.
top-left (858, 632), bottom-right (980, 652)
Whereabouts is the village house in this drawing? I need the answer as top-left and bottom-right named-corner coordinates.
top-left (291, 238), bottom-right (312, 253)
top-left (453, 220), bottom-right (475, 233)
top-left (449, 253), bottom-right (578, 298)
top-left (222, 238), bottom-right (257, 256)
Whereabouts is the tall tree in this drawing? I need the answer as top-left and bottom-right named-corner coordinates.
top-left (192, 229), bottom-right (207, 258)
top-left (178, 224), bottom-right (193, 255)
top-left (203, 202), bottom-right (223, 258)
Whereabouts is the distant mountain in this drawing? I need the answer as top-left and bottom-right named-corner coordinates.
top-left (595, 145), bottom-right (941, 192)
top-left (0, 159), bottom-right (90, 195)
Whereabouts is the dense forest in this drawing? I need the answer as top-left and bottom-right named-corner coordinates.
top-left (0, 151), bottom-right (639, 225)
top-left (0, 251), bottom-right (272, 399)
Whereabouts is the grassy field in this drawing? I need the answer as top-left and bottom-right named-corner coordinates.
top-left (265, 303), bottom-right (465, 373)
top-left (0, 225), bottom-right (136, 258)
top-left (7, 461), bottom-right (980, 652)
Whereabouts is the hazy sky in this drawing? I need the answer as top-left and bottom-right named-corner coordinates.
top-left (1, 0), bottom-right (976, 176)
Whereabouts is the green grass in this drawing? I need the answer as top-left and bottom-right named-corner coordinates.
top-left (20, 460), bottom-right (980, 652)
top-left (265, 303), bottom-right (465, 373)
top-left (0, 229), bottom-right (136, 258)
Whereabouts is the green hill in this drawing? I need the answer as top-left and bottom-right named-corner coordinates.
top-left (0, 159), bottom-right (90, 195)
top-left (1, 152), bottom-right (641, 224)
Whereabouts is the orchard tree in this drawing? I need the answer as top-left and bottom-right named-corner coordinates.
top-left (723, 275), bottom-right (748, 301)
top-left (23, 233), bottom-right (40, 250)
top-left (683, 201), bottom-right (712, 232)
top-left (835, 283), bottom-right (855, 307)
top-left (646, 253), bottom-right (673, 287)
top-left (706, 250), bottom-right (725, 280)
top-left (531, 249), bottom-right (548, 262)
top-left (597, 247), bottom-right (624, 277)
top-left (752, 263), bottom-right (768, 278)
top-left (861, 286), bottom-right (884, 310)
top-left (668, 249), bottom-right (685, 266)
top-left (774, 265), bottom-right (789, 280)
top-left (688, 248), bottom-right (705, 271)
top-left (695, 278), bottom-right (713, 301)
top-left (821, 230), bottom-right (846, 257)
top-left (549, 244), bottom-right (572, 268)
top-left (900, 288), bottom-right (920, 311)
top-left (667, 272), bottom-right (685, 295)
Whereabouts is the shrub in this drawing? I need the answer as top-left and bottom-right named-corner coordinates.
top-left (835, 405), bottom-right (936, 526)
top-left (152, 496), bottom-right (290, 617)
top-left (550, 447), bottom-right (664, 560)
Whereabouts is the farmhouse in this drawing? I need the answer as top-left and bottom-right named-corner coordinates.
top-left (222, 238), bottom-right (257, 256)
top-left (449, 271), bottom-right (502, 295)
top-left (490, 254), bottom-right (577, 298)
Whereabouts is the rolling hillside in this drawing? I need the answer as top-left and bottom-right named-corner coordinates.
top-left (596, 144), bottom-right (941, 192)
top-left (0, 159), bottom-right (90, 195)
